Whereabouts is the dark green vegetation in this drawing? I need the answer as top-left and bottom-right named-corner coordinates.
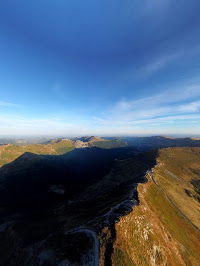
top-left (90, 140), bottom-right (128, 149)
top-left (121, 136), bottom-right (200, 151)
top-left (114, 248), bottom-right (135, 266)
top-left (191, 179), bottom-right (200, 195)
top-left (190, 179), bottom-right (200, 203)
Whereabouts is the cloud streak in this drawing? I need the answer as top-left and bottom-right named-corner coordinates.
top-left (93, 78), bottom-right (200, 131)
top-left (0, 100), bottom-right (19, 107)
top-left (138, 52), bottom-right (183, 78)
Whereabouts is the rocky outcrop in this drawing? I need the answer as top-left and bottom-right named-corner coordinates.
top-left (73, 136), bottom-right (105, 143)
top-left (74, 140), bottom-right (89, 148)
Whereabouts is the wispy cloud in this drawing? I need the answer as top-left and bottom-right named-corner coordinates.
top-left (0, 100), bottom-right (19, 107)
top-left (93, 78), bottom-right (200, 130)
top-left (178, 101), bottom-right (200, 112)
top-left (138, 52), bottom-right (183, 78)
top-left (1, 78), bottom-right (200, 136)
top-left (127, 114), bottom-right (200, 125)
top-left (132, 42), bottom-right (200, 80)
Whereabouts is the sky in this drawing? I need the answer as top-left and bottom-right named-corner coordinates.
top-left (0, 0), bottom-right (200, 136)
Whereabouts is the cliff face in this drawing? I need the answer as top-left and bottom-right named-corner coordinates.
top-left (111, 173), bottom-right (200, 265)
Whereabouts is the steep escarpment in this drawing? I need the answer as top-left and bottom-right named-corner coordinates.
top-left (110, 148), bottom-right (200, 266)
top-left (112, 174), bottom-right (200, 265)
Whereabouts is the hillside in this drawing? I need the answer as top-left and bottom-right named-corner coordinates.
top-left (1, 144), bottom-right (200, 265)
top-left (73, 136), bottom-right (128, 149)
top-left (112, 174), bottom-right (200, 265)
top-left (153, 147), bottom-right (200, 229)
top-left (90, 140), bottom-right (128, 149)
top-left (0, 139), bottom-right (75, 168)
top-left (110, 147), bottom-right (200, 265)
top-left (0, 136), bottom-right (128, 168)
top-left (122, 136), bottom-right (200, 151)
top-left (2, 135), bottom-right (198, 168)
top-left (73, 136), bottom-right (104, 142)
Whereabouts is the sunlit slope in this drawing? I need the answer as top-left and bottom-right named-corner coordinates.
top-left (0, 139), bottom-right (74, 168)
top-left (153, 147), bottom-right (200, 229)
top-left (112, 174), bottom-right (200, 266)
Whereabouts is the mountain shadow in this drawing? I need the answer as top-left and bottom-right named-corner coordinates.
top-left (0, 146), bottom-right (159, 265)
top-left (0, 146), bottom-right (137, 217)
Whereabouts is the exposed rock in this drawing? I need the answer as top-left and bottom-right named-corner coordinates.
top-left (74, 140), bottom-right (89, 148)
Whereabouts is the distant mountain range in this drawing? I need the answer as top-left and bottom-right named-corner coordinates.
top-left (1, 135), bottom-right (200, 147)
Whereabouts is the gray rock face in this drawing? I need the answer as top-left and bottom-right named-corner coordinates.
top-left (74, 140), bottom-right (89, 148)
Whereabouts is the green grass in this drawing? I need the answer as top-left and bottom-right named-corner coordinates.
top-left (55, 146), bottom-right (74, 154)
top-left (114, 248), bottom-right (136, 266)
top-left (0, 140), bottom-right (75, 168)
top-left (90, 140), bottom-right (127, 149)
top-left (153, 147), bottom-right (200, 228)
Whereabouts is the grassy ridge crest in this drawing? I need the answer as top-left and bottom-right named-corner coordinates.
top-left (0, 139), bottom-right (75, 168)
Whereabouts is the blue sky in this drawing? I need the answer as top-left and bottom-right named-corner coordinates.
top-left (0, 0), bottom-right (200, 136)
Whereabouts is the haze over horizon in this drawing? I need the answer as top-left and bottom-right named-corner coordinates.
top-left (1, 0), bottom-right (200, 136)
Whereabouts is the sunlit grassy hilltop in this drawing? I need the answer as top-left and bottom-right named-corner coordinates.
top-left (0, 139), bottom-right (75, 168)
